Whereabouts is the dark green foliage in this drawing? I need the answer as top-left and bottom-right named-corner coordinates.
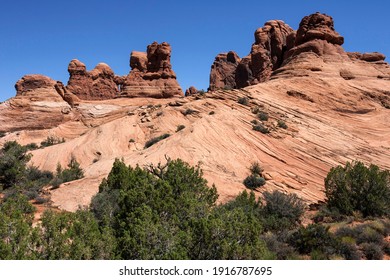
top-left (237, 97), bottom-right (249, 105)
top-left (24, 143), bottom-right (39, 151)
top-left (91, 159), bottom-right (273, 260)
top-left (144, 133), bottom-right (170, 148)
top-left (252, 124), bottom-right (270, 134)
top-left (288, 224), bottom-right (340, 258)
top-left (244, 175), bottom-right (265, 189)
top-left (0, 141), bottom-right (54, 198)
top-left (361, 242), bottom-right (384, 260)
top-left (277, 120), bottom-right (288, 129)
top-left (243, 162), bottom-right (266, 190)
top-left (51, 157), bottom-right (84, 188)
top-left (176, 125), bottom-right (185, 132)
top-left (37, 210), bottom-right (115, 260)
top-left (40, 136), bottom-right (65, 148)
top-left (261, 191), bottom-right (305, 231)
top-left (0, 141), bottom-right (31, 190)
top-left (0, 194), bottom-right (39, 259)
top-left (324, 161), bottom-right (390, 217)
top-left (258, 111), bottom-right (269, 121)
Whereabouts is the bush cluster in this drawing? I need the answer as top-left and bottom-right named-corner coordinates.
top-left (144, 133), bottom-right (170, 149)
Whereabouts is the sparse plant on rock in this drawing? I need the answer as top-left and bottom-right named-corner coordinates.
top-left (144, 133), bottom-right (170, 149)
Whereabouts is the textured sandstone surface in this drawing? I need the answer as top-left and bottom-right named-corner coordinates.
top-left (120, 42), bottom-right (183, 98)
top-left (1, 12), bottom-right (390, 213)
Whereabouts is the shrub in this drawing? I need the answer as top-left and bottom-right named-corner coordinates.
top-left (249, 162), bottom-right (263, 175)
top-left (209, 111), bottom-right (215, 115)
top-left (324, 161), bottom-right (390, 217)
top-left (182, 108), bottom-right (196, 116)
top-left (176, 125), bottom-right (185, 132)
top-left (243, 175), bottom-right (266, 190)
top-left (144, 133), bottom-right (170, 149)
top-left (40, 136), bottom-right (65, 148)
top-left (24, 143), bottom-right (39, 151)
top-left (243, 162), bottom-right (266, 190)
top-left (361, 242), bottom-right (384, 260)
top-left (128, 139), bottom-right (135, 143)
top-left (0, 132), bottom-right (6, 138)
top-left (0, 141), bottom-right (32, 190)
top-left (156, 111), bottom-right (163, 117)
top-left (258, 111), bottom-right (269, 121)
top-left (51, 157), bottom-right (84, 188)
top-left (251, 119), bottom-right (259, 125)
top-left (277, 120), bottom-right (288, 129)
top-left (253, 124), bottom-right (270, 134)
top-left (261, 191), bottom-right (305, 231)
top-left (238, 97), bottom-right (249, 106)
top-left (263, 233), bottom-right (299, 260)
top-left (288, 224), bottom-right (340, 258)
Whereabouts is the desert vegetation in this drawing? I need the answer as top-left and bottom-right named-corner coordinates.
top-left (0, 143), bottom-right (389, 260)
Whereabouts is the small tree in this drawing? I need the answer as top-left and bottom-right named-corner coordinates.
top-left (324, 161), bottom-right (390, 217)
top-left (243, 162), bottom-right (266, 190)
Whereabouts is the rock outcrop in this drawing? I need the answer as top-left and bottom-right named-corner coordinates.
top-left (120, 42), bottom-right (183, 98)
top-left (66, 59), bottom-right (119, 100)
top-left (185, 86), bottom-right (198, 96)
top-left (15, 75), bottom-right (63, 102)
top-left (209, 51), bottom-right (241, 91)
top-left (209, 12), bottom-right (383, 90)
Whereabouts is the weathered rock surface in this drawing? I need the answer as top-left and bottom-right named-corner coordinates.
top-left (209, 51), bottom-right (241, 91)
top-left (210, 12), bottom-right (376, 90)
top-left (185, 86), bottom-right (198, 96)
top-left (67, 59), bottom-right (119, 100)
top-left (15, 75), bottom-right (58, 99)
top-left (120, 42), bottom-right (183, 98)
top-left (348, 52), bottom-right (386, 62)
top-left (295, 12), bottom-right (344, 46)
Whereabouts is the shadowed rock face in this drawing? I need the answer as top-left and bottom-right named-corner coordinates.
top-left (120, 42), bottom-right (183, 98)
top-left (67, 60), bottom-right (119, 100)
top-left (209, 51), bottom-right (241, 91)
top-left (210, 12), bottom-right (387, 91)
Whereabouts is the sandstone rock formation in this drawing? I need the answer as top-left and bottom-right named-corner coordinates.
top-left (209, 51), bottom-right (241, 91)
top-left (67, 59), bottom-right (119, 100)
top-left (15, 75), bottom-right (63, 102)
top-left (185, 86), bottom-right (198, 96)
top-left (210, 12), bottom-right (382, 90)
top-left (120, 42), bottom-right (183, 98)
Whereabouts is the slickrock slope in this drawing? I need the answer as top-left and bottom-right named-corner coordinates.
top-left (1, 12), bottom-right (390, 212)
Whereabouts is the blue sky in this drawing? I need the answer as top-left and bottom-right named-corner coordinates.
top-left (0, 0), bottom-right (389, 101)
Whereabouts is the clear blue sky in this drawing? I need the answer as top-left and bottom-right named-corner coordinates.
top-left (1, 0), bottom-right (389, 101)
